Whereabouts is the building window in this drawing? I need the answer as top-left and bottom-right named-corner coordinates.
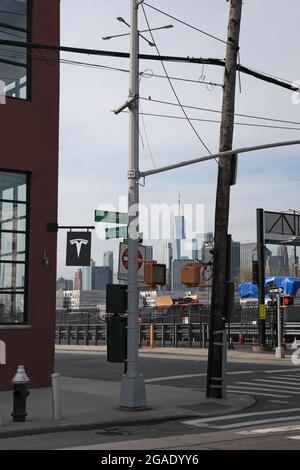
top-left (0, 171), bottom-right (28, 324)
top-left (0, 0), bottom-right (30, 100)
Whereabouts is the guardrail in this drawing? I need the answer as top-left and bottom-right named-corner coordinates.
top-left (55, 321), bottom-right (300, 349)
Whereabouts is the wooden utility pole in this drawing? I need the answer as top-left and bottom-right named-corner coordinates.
top-left (206, 0), bottom-right (243, 399)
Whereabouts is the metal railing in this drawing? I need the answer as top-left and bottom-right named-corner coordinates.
top-left (55, 304), bottom-right (300, 349)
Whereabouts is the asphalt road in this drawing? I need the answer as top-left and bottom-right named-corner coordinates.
top-left (1, 352), bottom-right (300, 450)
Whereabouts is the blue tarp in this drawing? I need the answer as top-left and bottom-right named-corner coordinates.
top-left (238, 277), bottom-right (300, 298)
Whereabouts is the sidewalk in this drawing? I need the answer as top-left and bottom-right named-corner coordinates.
top-left (56, 344), bottom-right (293, 363)
top-left (0, 375), bottom-right (254, 439)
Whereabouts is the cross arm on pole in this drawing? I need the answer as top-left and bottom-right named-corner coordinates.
top-left (139, 140), bottom-right (300, 179)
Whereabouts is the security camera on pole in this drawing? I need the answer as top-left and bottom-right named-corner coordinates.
top-left (119, 0), bottom-right (146, 408)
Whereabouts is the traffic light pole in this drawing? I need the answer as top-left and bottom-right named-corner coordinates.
top-left (257, 208), bottom-right (266, 347)
top-left (275, 294), bottom-right (285, 358)
top-left (119, 0), bottom-right (146, 408)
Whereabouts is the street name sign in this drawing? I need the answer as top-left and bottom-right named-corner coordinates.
top-left (118, 242), bottom-right (146, 282)
top-left (267, 286), bottom-right (284, 295)
top-left (95, 210), bottom-right (128, 225)
top-left (105, 226), bottom-right (128, 240)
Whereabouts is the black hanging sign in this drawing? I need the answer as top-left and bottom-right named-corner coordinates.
top-left (66, 232), bottom-right (91, 266)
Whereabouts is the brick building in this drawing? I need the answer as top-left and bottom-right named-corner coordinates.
top-left (0, 1), bottom-right (60, 389)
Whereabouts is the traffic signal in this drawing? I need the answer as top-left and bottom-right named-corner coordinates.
top-left (280, 295), bottom-right (294, 307)
top-left (144, 261), bottom-right (166, 286)
top-left (181, 264), bottom-right (200, 287)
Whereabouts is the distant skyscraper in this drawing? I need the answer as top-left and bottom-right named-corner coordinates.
top-left (163, 242), bottom-right (173, 290)
top-left (56, 277), bottom-right (73, 291)
top-left (277, 245), bottom-right (289, 275)
top-left (174, 193), bottom-right (185, 259)
top-left (240, 243), bottom-right (271, 273)
top-left (192, 232), bottom-right (214, 260)
top-left (92, 266), bottom-right (113, 290)
top-left (74, 269), bottom-right (82, 291)
top-left (145, 245), bottom-right (153, 261)
top-left (172, 257), bottom-right (191, 291)
top-left (103, 250), bottom-right (114, 273)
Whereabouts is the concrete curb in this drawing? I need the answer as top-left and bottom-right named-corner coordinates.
top-left (0, 394), bottom-right (255, 439)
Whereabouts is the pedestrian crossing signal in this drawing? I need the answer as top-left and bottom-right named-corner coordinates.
top-left (280, 295), bottom-right (294, 307)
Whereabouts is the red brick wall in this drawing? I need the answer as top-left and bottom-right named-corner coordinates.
top-left (0, 0), bottom-right (60, 390)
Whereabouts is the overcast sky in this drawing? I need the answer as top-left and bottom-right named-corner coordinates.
top-left (58, 0), bottom-right (300, 279)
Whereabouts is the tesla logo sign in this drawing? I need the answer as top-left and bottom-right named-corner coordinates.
top-left (66, 232), bottom-right (91, 266)
top-left (70, 239), bottom-right (89, 258)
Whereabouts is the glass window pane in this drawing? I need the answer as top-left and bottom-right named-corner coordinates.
top-left (0, 202), bottom-right (26, 231)
top-left (0, 232), bottom-right (26, 261)
top-left (0, 171), bottom-right (27, 200)
top-left (0, 263), bottom-right (25, 291)
top-left (5, 202), bottom-right (26, 230)
top-left (0, 0), bottom-right (28, 29)
top-left (0, 292), bottom-right (24, 324)
top-left (0, 0), bottom-right (28, 100)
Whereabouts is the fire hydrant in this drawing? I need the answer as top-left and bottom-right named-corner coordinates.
top-left (11, 365), bottom-right (30, 422)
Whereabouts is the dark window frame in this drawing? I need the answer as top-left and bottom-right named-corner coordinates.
top-left (0, 0), bottom-right (32, 101)
top-left (0, 169), bottom-right (30, 325)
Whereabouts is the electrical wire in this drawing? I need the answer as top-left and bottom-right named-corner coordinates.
top-left (0, 47), bottom-right (224, 88)
top-left (143, 2), bottom-right (228, 46)
top-left (3, 48), bottom-right (298, 130)
top-left (141, 4), bottom-right (215, 160)
top-left (139, 96), bottom-right (300, 127)
top-left (139, 98), bottom-right (157, 168)
top-left (134, 111), bottom-right (300, 131)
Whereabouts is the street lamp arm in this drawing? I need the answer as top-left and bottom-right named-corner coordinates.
top-left (139, 139), bottom-right (300, 178)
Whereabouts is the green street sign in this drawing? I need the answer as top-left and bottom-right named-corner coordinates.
top-left (105, 226), bottom-right (128, 240)
top-left (95, 210), bottom-right (128, 225)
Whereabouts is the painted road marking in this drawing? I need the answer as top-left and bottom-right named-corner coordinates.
top-left (227, 386), bottom-right (291, 398)
top-left (268, 400), bottom-right (290, 404)
top-left (207, 415), bottom-right (300, 430)
top-left (268, 376), bottom-right (300, 382)
top-left (182, 408), bottom-right (300, 427)
top-left (145, 373), bottom-right (206, 383)
top-left (265, 368), bottom-right (300, 373)
top-left (145, 370), bottom-right (253, 383)
top-left (254, 378), bottom-right (300, 387)
top-left (287, 436), bottom-right (300, 440)
top-left (237, 424), bottom-right (300, 435)
top-left (236, 381), bottom-right (300, 393)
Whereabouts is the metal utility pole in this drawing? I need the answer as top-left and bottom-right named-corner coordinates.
top-left (206, 0), bottom-right (243, 399)
top-left (257, 208), bottom-right (266, 346)
top-left (119, 0), bottom-right (146, 408)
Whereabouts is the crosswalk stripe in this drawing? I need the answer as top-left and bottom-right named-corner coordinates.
top-left (228, 386), bottom-right (291, 398)
top-left (287, 436), bottom-right (300, 440)
top-left (228, 389), bottom-right (291, 398)
top-left (235, 381), bottom-right (300, 393)
top-left (268, 376), bottom-right (300, 382)
top-left (265, 368), bottom-right (300, 373)
top-left (278, 375), bottom-right (300, 380)
top-left (237, 425), bottom-right (300, 435)
top-left (254, 378), bottom-right (300, 386)
top-left (211, 415), bottom-right (300, 430)
top-left (182, 408), bottom-right (300, 427)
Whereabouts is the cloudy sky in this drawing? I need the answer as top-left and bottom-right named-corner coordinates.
top-left (58, 0), bottom-right (300, 279)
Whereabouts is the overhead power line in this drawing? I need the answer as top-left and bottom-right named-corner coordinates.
top-left (0, 39), bottom-right (297, 92)
top-left (139, 96), bottom-right (300, 127)
top-left (143, 2), bottom-right (229, 45)
top-left (134, 111), bottom-right (300, 131)
top-left (141, 3), bottom-right (212, 156)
